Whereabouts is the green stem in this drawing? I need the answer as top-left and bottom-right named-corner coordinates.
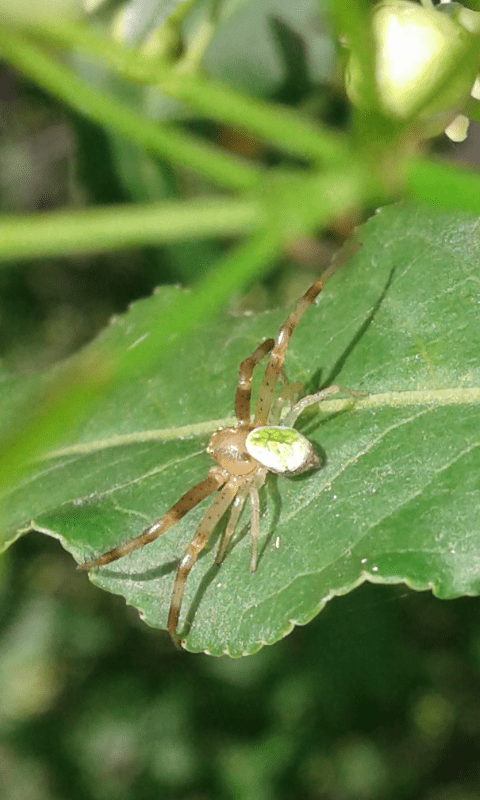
top-left (177, 17), bottom-right (217, 73)
top-left (329, 0), bottom-right (378, 120)
top-left (162, 72), bottom-right (349, 165)
top-left (176, 0), bottom-right (224, 72)
top-left (0, 197), bottom-right (264, 263)
top-left (25, 22), bottom-right (350, 166)
top-left (0, 26), bottom-right (261, 192)
top-left (168, 0), bottom-right (200, 27)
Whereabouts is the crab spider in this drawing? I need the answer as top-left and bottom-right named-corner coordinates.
top-left (79, 270), bottom-right (346, 648)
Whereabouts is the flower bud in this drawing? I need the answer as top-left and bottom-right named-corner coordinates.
top-left (344, 0), bottom-right (480, 140)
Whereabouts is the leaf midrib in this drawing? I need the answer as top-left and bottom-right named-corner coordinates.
top-left (38, 386), bottom-right (480, 461)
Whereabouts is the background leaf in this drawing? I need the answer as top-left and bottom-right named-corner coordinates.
top-left (2, 202), bottom-right (480, 655)
top-left (202, 0), bottom-right (335, 95)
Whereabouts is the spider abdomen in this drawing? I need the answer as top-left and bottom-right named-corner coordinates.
top-left (245, 426), bottom-right (320, 476)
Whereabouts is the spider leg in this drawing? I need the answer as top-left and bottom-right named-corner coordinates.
top-left (168, 477), bottom-right (240, 647)
top-left (269, 377), bottom-right (304, 425)
top-left (235, 337), bottom-right (275, 424)
top-left (284, 385), bottom-right (367, 427)
top-left (78, 466), bottom-right (227, 570)
top-left (283, 384), bottom-right (342, 427)
top-left (254, 268), bottom-right (336, 426)
top-left (215, 480), bottom-right (251, 564)
top-left (248, 469), bottom-right (267, 572)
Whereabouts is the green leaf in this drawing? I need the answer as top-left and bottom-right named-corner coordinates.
top-left (202, 0), bottom-right (335, 96)
top-left (2, 202), bottom-right (480, 656)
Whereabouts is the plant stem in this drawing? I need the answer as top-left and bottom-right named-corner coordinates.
top-left (23, 22), bottom-right (350, 166)
top-left (0, 26), bottom-right (262, 192)
top-left (0, 198), bottom-right (264, 263)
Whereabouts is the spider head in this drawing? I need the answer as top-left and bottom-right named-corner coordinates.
top-left (207, 424), bottom-right (260, 476)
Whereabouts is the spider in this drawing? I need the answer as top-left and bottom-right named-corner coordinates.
top-left (79, 269), bottom-right (346, 648)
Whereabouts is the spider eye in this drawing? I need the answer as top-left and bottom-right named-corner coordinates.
top-left (245, 426), bottom-right (320, 476)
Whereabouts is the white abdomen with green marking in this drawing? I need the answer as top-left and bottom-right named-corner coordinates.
top-left (246, 426), bottom-right (320, 476)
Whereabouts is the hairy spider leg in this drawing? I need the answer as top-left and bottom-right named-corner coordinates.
top-left (283, 386), bottom-right (367, 428)
top-left (283, 385), bottom-right (342, 427)
top-left (235, 337), bottom-right (275, 424)
top-left (215, 467), bottom-right (267, 568)
top-left (248, 469), bottom-right (268, 572)
top-left (78, 466), bottom-right (227, 570)
top-left (254, 265), bottom-right (337, 426)
top-left (215, 480), bottom-right (252, 564)
top-left (269, 378), bottom-right (304, 425)
top-left (168, 477), bottom-right (241, 647)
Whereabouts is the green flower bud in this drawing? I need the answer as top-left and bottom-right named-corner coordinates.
top-left (345, 0), bottom-right (480, 139)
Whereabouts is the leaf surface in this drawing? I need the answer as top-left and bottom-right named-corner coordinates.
top-left (2, 203), bottom-right (480, 655)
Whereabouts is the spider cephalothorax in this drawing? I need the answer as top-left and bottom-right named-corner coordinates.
top-left (79, 270), bottom-right (343, 647)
